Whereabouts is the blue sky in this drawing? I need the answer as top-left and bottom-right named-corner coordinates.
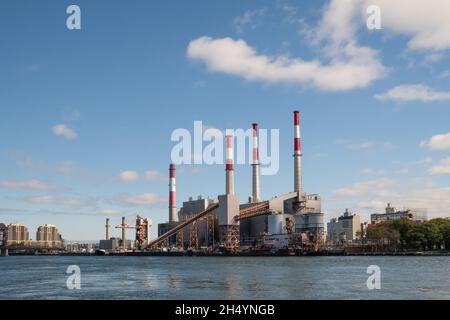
top-left (1, 0), bottom-right (450, 240)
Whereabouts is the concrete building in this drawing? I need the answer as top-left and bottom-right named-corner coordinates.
top-left (36, 224), bottom-right (62, 247)
top-left (327, 209), bottom-right (361, 242)
top-left (6, 223), bottom-right (29, 244)
top-left (370, 203), bottom-right (426, 224)
top-left (65, 242), bottom-right (94, 253)
top-left (0, 223), bottom-right (6, 246)
top-left (99, 237), bottom-right (121, 251)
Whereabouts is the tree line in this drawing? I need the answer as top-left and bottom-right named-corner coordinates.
top-left (365, 218), bottom-right (450, 251)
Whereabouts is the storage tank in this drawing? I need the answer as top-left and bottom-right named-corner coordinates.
top-left (295, 212), bottom-right (324, 235)
top-left (267, 214), bottom-right (286, 235)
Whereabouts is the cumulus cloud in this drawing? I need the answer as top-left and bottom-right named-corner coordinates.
top-left (0, 179), bottom-right (66, 191)
top-left (334, 178), bottom-right (398, 197)
top-left (367, 0), bottom-right (450, 51)
top-left (428, 157), bottom-right (450, 175)
top-left (118, 170), bottom-right (138, 182)
top-left (319, 0), bottom-right (450, 51)
top-left (421, 132), bottom-right (450, 150)
top-left (187, 36), bottom-right (385, 92)
top-left (188, 1), bottom-right (450, 92)
top-left (52, 124), bottom-right (77, 140)
top-left (114, 193), bottom-right (166, 206)
top-left (375, 84), bottom-right (450, 102)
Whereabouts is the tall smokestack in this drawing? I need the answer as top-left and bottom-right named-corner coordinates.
top-left (252, 123), bottom-right (260, 202)
top-left (105, 218), bottom-right (110, 240)
top-left (293, 110), bottom-right (302, 196)
top-left (121, 216), bottom-right (126, 248)
top-left (226, 134), bottom-right (234, 195)
top-left (169, 163), bottom-right (177, 223)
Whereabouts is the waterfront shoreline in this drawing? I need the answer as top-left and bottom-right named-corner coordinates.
top-left (2, 251), bottom-right (450, 257)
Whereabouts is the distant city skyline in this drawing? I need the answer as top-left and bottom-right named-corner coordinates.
top-left (1, 0), bottom-right (450, 240)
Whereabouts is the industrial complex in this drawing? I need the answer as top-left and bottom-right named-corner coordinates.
top-left (0, 110), bottom-right (430, 257)
top-left (98, 110), bottom-right (326, 255)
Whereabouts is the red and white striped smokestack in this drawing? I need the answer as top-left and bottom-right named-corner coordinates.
top-left (225, 134), bottom-right (235, 195)
top-left (252, 123), bottom-right (260, 202)
top-left (169, 163), bottom-right (177, 222)
top-left (293, 110), bottom-right (303, 196)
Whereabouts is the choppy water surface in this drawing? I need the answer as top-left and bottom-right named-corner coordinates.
top-left (0, 256), bottom-right (449, 299)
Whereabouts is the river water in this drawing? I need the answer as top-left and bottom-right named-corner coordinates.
top-left (0, 256), bottom-right (449, 299)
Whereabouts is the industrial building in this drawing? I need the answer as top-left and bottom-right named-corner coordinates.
top-left (100, 216), bottom-right (151, 252)
top-left (327, 209), bottom-right (362, 242)
top-left (149, 110), bottom-right (325, 253)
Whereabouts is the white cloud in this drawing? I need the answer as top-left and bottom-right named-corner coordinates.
top-left (424, 53), bottom-right (444, 63)
top-left (367, 0), bottom-right (450, 51)
top-left (187, 36), bottom-right (386, 92)
top-left (361, 168), bottom-right (384, 176)
top-left (189, 1), bottom-right (450, 93)
top-left (356, 200), bottom-right (387, 211)
top-left (144, 170), bottom-right (165, 181)
top-left (317, 0), bottom-right (450, 52)
top-left (411, 156), bottom-right (433, 165)
top-left (375, 84), bottom-right (450, 102)
top-left (428, 157), bottom-right (450, 175)
top-left (114, 193), bottom-right (166, 206)
top-left (346, 142), bottom-right (374, 150)
top-left (0, 179), bottom-right (66, 191)
top-left (335, 140), bottom-right (392, 151)
top-left (24, 195), bottom-right (96, 207)
top-left (421, 132), bottom-right (450, 150)
top-left (97, 208), bottom-right (125, 216)
top-left (334, 178), bottom-right (397, 197)
top-left (52, 124), bottom-right (77, 140)
top-left (232, 8), bottom-right (267, 34)
top-left (118, 170), bottom-right (138, 182)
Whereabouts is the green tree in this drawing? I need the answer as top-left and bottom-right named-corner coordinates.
top-left (443, 226), bottom-right (450, 250)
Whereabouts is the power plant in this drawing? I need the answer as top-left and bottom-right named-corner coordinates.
top-left (101, 110), bottom-right (325, 255)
